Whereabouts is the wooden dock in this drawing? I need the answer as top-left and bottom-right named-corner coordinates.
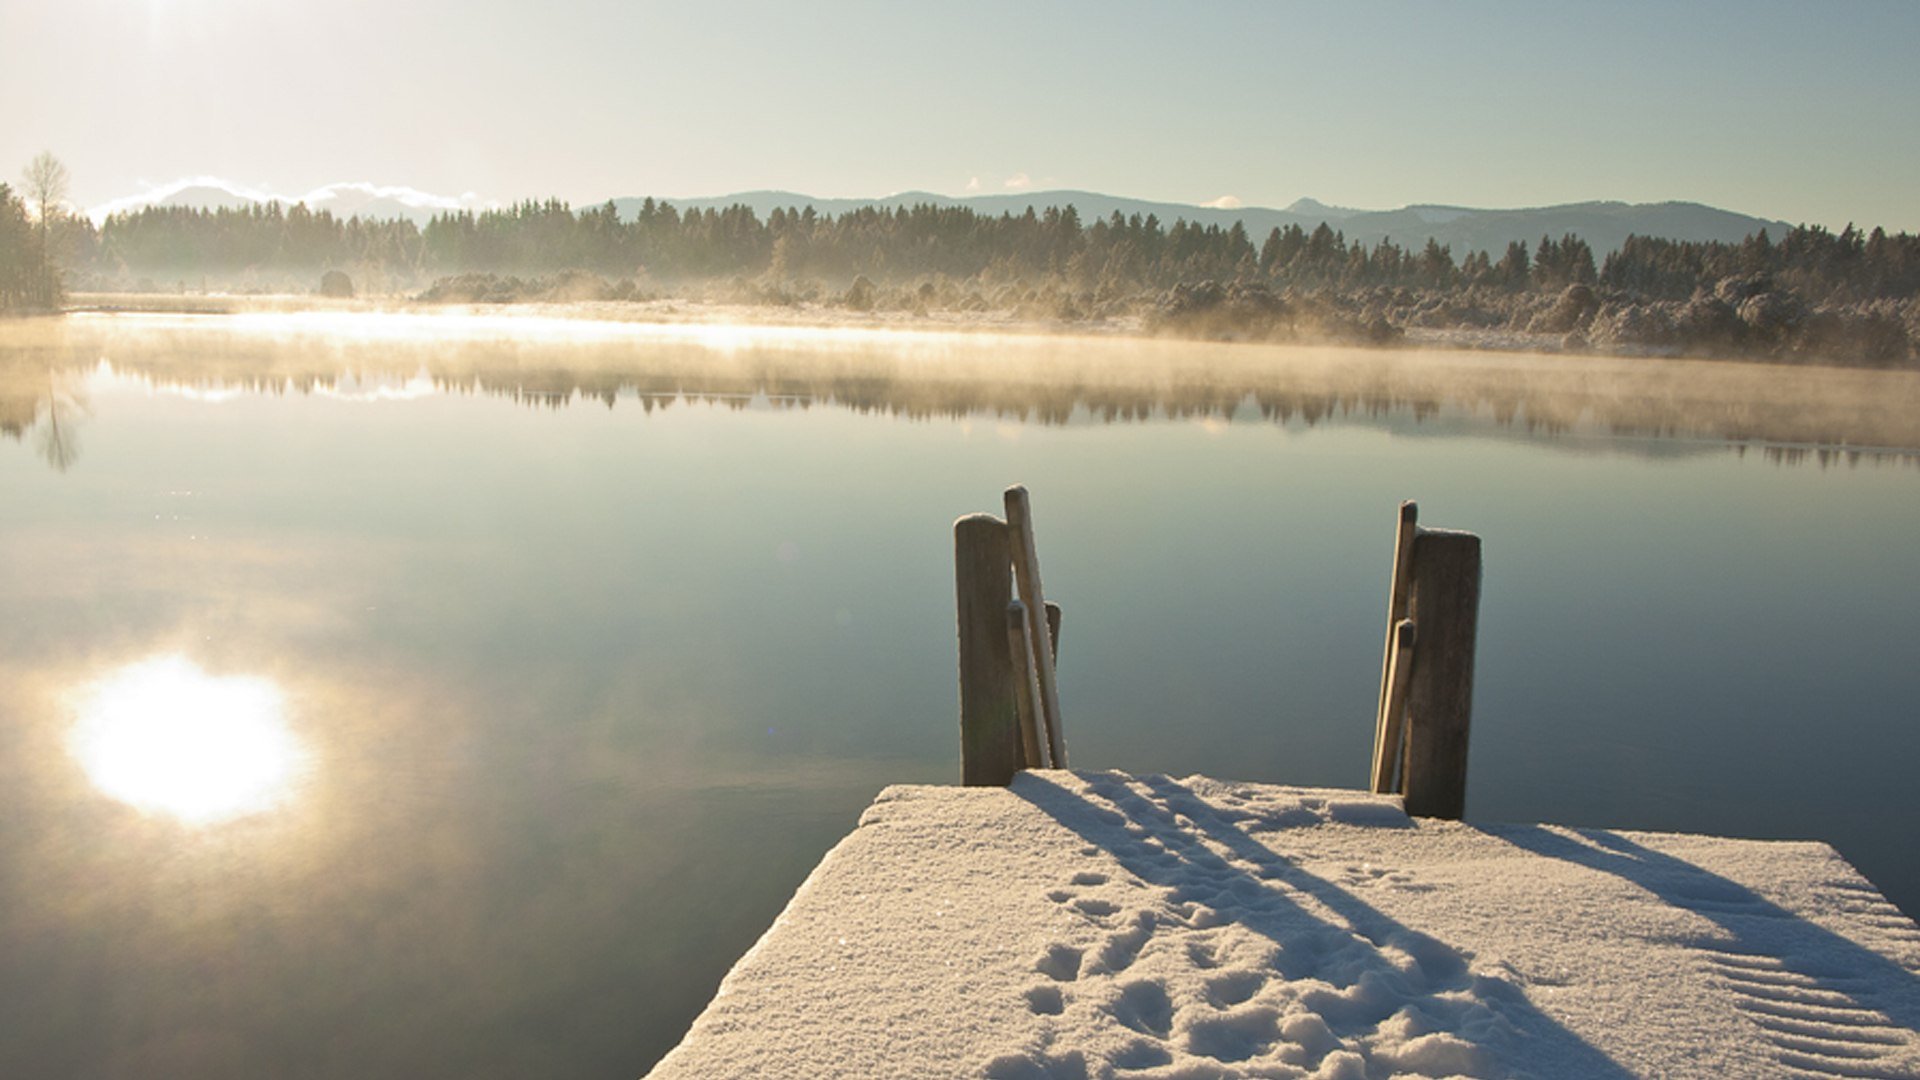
top-left (649, 489), bottom-right (1919, 1076)
top-left (647, 770), bottom-right (1920, 1078)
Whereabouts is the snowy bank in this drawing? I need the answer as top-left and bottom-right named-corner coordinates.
top-left (647, 770), bottom-right (1920, 1079)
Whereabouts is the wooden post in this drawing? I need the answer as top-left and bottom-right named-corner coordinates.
top-left (1371, 501), bottom-right (1418, 788)
top-left (1370, 618), bottom-right (1417, 794)
top-left (955, 514), bottom-right (1022, 786)
top-left (1007, 600), bottom-right (1048, 768)
top-left (1004, 485), bottom-right (1067, 768)
top-left (1401, 528), bottom-right (1481, 820)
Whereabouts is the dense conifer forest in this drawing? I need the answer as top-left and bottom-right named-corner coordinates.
top-left (9, 188), bottom-right (1919, 365)
top-left (0, 184), bottom-right (63, 312)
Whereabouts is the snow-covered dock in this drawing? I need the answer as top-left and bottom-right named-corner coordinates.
top-left (648, 770), bottom-right (1920, 1079)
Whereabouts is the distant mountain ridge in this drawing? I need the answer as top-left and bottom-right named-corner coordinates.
top-left (628, 190), bottom-right (1793, 258)
top-left (113, 181), bottom-right (1795, 256)
top-left (100, 182), bottom-right (475, 227)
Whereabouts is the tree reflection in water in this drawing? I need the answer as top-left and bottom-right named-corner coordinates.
top-left (2, 310), bottom-right (1918, 474)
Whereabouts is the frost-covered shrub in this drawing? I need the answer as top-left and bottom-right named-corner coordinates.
top-left (1735, 291), bottom-right (1806, 348)
top-left (1713, 274), bottom-right (1771, 305)
top-left (318, 269), bottom-right (354, 299)
top-left (1675, 294), bottom-right (1743, 355)
top-left (1787, 308), bottom-right (1913, 367)
top-left (415, 272), bottom-right (649, 304)
top-left (1527, 284), bottom-right (1599, 334)
top-left (842, 274), bottom-right (875, 312)
top-left (1588, 302), bottom-right (1678, 349)
top-left (546, 268), bottom-right (608, 302)
top-left (1148, 281), bottom-right (1295, 340)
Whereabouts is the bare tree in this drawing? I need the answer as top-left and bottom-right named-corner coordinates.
top-left (21, 152), bottom-right (69, 237)
top-left (19, 153), bottom-right (69, 306)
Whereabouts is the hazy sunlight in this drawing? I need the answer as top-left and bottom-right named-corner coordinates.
top-left (68, 655), bottom-right (306, 824)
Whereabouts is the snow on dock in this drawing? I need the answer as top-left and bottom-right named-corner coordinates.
top-left (647, 770), bottom-right (1920, 1079)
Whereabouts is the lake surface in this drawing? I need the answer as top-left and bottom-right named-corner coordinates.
top-left (3, 310), bottom-right (1917, 1078)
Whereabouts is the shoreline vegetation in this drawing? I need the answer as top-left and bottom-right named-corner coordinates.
top-left (6, 184), bottom-right (1918, 368)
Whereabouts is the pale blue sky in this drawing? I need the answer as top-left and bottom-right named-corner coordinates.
top-left (4, 0), bottom-right (1916, 228)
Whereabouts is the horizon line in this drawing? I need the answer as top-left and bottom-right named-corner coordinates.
top-left (81, 176), bottom-right (1828, 233)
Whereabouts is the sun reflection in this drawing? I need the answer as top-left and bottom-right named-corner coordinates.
top-left (68, 656), bottom-right (307, 824)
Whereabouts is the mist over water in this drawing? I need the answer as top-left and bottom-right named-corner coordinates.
top-left (1, 311), bottom-right (1916, 1077)
top-left (8, 310), bottom-right (1920, 464)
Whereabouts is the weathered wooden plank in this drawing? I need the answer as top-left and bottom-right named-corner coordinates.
top-left (1004, 485), bottom-right (1067, 768)
top-left (1006, 600), bottom-right (1048, 769)
top-left (1372, 500), bottom-right (1419, 790)
top-left (1371, 617), bottom-right (1418, 794)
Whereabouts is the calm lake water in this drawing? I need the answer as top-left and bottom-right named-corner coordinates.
top-left (3, 310), bottom-right (1917, 1078)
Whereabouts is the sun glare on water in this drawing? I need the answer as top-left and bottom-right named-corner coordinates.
top-left (69, 656), bottom-right (307, 825)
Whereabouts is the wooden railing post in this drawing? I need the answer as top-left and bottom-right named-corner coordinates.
top-left (1372, 617), bottom-right (1417, 794)
top-left (1400, 528), bottom-right (1482, 820)
top-left (956, 514), bottom-right (1021, 786)
top-left (1005, 485), bottom-right (1067, 768)
top-left (1007, 600), bottom-right (1047, 768)
top-left (1371, 501), bottom-right (1419, 791)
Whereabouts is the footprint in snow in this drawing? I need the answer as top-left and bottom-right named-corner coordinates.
top-left (1036, 944), bottom-right (1084, 982)
top-left (992, 775), bottom-right (1511, 1079)
top-left (1024, 985), bottom-right (1065, 1016)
